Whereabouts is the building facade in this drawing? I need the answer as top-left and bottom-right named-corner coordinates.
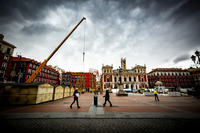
top-left (188, 68), bottom-right (200, 88)
top-left (62, 72), bottom-right (96, 91)
top-left (148, 68), bottom-right (192, 89)
top-left (62, 72), bottom-right (72, 86)
top-left (0, 34), bottom-right (16, 82)
top-left (102, 58), bottom-right (148, 91)
top-left (8, 56), bottom-right (60, 84)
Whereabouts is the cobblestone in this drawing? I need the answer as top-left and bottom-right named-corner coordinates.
top-left (0, 118), bottom-right (199, 133)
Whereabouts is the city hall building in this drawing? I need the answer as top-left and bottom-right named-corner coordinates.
top-left (102, 58), bottom-right (148, 91)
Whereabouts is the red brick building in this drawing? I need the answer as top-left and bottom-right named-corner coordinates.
top-left (148, 68), bottom-right (192, 89)
top-left (62, 72), bottom-right (96, 91)
top-left (8, 56), bottom-right (60, 84)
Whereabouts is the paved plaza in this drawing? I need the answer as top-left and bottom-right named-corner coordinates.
top-left (1, 92), bottom-right (200, 118)
top-left (0, 92), bottom-right (200, 132)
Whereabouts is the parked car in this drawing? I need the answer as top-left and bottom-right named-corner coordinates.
top-left (123, 89), bottom-right (133, 93)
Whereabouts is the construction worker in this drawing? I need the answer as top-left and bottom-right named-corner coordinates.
top-left (154, 89), bottom-right (160, 101)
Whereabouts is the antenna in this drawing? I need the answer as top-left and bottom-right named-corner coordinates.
top-left (83, 19), bottom-right (86, 72)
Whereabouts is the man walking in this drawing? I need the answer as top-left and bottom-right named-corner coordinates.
top-left (154, 89), bottom-right (160, 101)
top-left (103, 90), bottom-right (112, 107)
top-left (70, 88), bottom-right (81, 108)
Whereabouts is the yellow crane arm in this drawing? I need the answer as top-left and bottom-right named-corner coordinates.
top-left (25, 17), bottom-right (86, 83)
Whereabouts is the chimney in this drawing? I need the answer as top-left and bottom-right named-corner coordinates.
top-left (0, 34), bottom-right (4, 40)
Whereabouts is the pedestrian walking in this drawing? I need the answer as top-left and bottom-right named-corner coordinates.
top-left (70, 88), bottom-right (81, 108)
top-left (103, 90), bottom-right (112, 107)
top-left (154, 89), bottom-right (160, 101)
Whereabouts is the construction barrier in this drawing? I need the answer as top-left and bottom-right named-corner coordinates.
top-left (63, 86), bottom-right (70, 98)
top-left (70, 87), bottom-right (74, 96)
top-left (53, 85), bottom-right (64, 100)
top-left (0, 83), bottom-right (54, 104)
top-left (0, 83), bottom-right (75, 105)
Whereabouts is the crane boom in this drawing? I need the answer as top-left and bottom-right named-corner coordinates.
top-left (25, 17), bottom-right (86, 83)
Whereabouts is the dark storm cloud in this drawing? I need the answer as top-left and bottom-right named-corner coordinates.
top-left (173, 54), bottom-right (190, 64)
top-left (0, 0), bottom-right (54, 23)
top-left (21, 23), bottom-right (57, 35)
top-left (0, 0), bottom-right (199, 72)
top-left (0, 0), bottom-right (87, 24)
top-left (169, 0), bottom-right (200, 48)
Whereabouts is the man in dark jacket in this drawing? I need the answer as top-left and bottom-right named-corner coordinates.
top-left (103, 90), bottom-right (112, 107)
top-left (70, 88), bottom-right (81, 108)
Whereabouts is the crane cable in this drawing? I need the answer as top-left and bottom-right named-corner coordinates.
top-left (83, 19), bottom-right (86, 72)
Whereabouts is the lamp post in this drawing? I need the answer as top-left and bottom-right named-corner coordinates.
top-left (191, 51), bottom-right (200, 67)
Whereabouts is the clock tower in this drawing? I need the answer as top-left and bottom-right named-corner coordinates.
top-left (121, 58), bottom-right (126, 70)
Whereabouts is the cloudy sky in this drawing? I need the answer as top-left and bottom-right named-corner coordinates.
top-left (0, 0), bottom-right (200, 74)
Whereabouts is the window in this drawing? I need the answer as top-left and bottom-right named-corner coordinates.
top-left (114, 77), bottom-right (117, 82)
top-left (0, 71), bottom-right (5, 77)
top-left (6, 48), bottom-right (11, 54)
top-left (28, 69), bottom-right (31, 74)
top-left (129, 77), bottom-right (131, 82)
top-left (126, 84), bottom-right (129, 89)
top-left (124, 77), bottom-right (126, 82)
top-left (26, 75), bottom-right (30, 80)
top-left (4, 55), bottom-right (9, 61)
top-left (134, 77), bottom-right (136, 82)
top-left (2, 62), bottom-right (7, 68)
top-left (106, 76), bottom-right (110, 82)
top-left (29, 63), bottom-right (32, 68)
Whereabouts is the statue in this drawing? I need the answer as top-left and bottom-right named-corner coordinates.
top-left (116, 66), bottom-right (128, 96)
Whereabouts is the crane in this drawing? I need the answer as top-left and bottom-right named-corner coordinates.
top-left (25, 17), bottom-right (86, 83)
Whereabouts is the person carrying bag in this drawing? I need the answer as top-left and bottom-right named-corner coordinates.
top-left (70, 88), bottom-right (81, 108)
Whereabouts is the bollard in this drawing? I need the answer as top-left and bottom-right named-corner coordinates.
top-left (94, 95), bottom-right (98, 106)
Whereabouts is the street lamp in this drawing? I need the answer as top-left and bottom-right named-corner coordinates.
top-left (191, 51), bottom-right (200, 66)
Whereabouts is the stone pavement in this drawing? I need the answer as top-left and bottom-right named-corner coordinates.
top-left (1, 93), bottom-right (200, 132)
top-left (0, 92), bottom-right (200, 119)
top-left (1, 118), bottom-right (200, 133)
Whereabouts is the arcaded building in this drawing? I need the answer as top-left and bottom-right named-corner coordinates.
top-left (148, 68), bottom-right (192, 89)
top-left (102, 58), bottom-right (148, 91)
